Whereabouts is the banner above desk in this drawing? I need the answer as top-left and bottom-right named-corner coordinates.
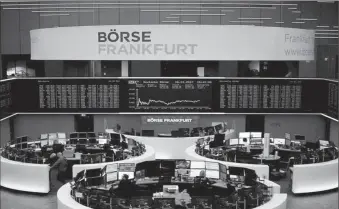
top-left (30, 25), bottom-right (315, 61)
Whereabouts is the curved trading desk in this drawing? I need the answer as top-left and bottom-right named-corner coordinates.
top-left (72, 145), bottom-right (155, 178)
top-left (0, 156), bottom-right (50, 193)
top-left (57, 182), bottom-right (286, 209)
top-left (291, 158), bottom-right (338, 194)
top-left (185, 145), bottom-right (271, 182)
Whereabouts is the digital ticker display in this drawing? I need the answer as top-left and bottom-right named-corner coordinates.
top-left (0, 78), bottom-right (337, 120)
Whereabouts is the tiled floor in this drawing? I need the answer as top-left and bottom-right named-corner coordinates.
top-left (1, 171), bottom-right (338, 209)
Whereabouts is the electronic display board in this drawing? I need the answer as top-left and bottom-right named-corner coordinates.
top-left (126, 79), bottom-right (215, 112)
top-left (2, 78), bottom-right (336, 120)
top-left (326, 80), bottom-right (338, 119)
top-left (0, 79), bottom-right (13, 119)
top-left (12, 79), bottom-right (121, 112)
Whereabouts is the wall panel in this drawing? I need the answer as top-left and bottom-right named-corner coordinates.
top-left (0, 119), bottom-right (11, 147)
top-left (130, 61), bottom-right (161, 77)
top-left (99, 8), bottom-right (119, 25)
top-left (44, 60), bottom-right (64, 77)
top-left (40, 16), bottom-right (59, 29)
top-left (94, 115), bottom-right (141, 133)
top-left (13, 115), bottom-right (75, 140)
top-left (218, 61), bottom-right (238, 77)
top-left (261, 3), bottom-right (281, 27)
top-left (59, 8), bottom-right (79, 27)
top-left (264, 115), bottom-right (326, 142)
top-left (1, 9), bottom-right (20, 54)
top-left (240, 8), bottom-right (261, 26)
top-left (119, 8), bottom-right (140, 25)
top-left (200, 8), bottom-right (221, 25)
top-left (221, 9), bottom-right (240, 25)
top-left (140, 10), bottom-right (160, 24)
top-left (299, 2), bottom-right (319, 30)
top-left (281, 4), bottom-right (301, 28)
top-left (330, 120), bottom-right (338, 146)
top-left (79, 10), bottom-right (98, 26)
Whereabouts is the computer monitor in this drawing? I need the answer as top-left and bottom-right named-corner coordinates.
top-left (319, 140), bottom-right (330, 147)
top-left (189, 169), bottom-right (204, 178)
top-left (78, 138), bottom-right (88, 145)
top-left (214, 134), bottom-right (225, 147)
top-left (40, 134), bottom-right (48, 140)
top-left (135, 169), bottom-right (146, 179)
top-left (86, 168), bottom-right (102, 178)
top-left (295, 135), bottom-right (306, 141)
top-left (70, 133), bottom-right (78, 139)
top-left (306, 142), bottom-right (318, 150)
top-left (20, 136), bottom-right (28, 143)
top-left (163, 185), bottom-right (179, 193)
top-left (205, 170), bottom-right (219, 179)
top-left (219, 164), bottom-right (227, 173)
top-left (229, 138), bottom-right (239, 145)
top-left (21, 143), bottom-right (28, 149)
top-left (204, 127), bottom-right (215, 135)
top-left (86, 177), bottom-right (103, 187)
top-left (78, 133), bottom-right (87, 138)
top-left (110, 133), bottom-right (121, 140)
top-left (57, 133), bottom-right (66, 139)
top-left (220, 172), bottom-right (228, 182)
top-left (228, 167), bottom-right (245, 176)
top-left (205, 162), bottom-right (219, 170)
top-left (190, 161), bottom-right (206, 169)
top-left (153, 198), bottom-right (175, 209)
top-left (139, 161), bottom-right (161, 177)
top-left (40, 140), bottom-right (48, 147)
top-left (87, 132), bottom-right (96, 138)
top-left (285, 133), bottom-right (291, 140)
top-left (106, 164), bottom-right (118, 173)
top-left (131, 197), bottom-right (153, 207)
top-left (16, 137), bottom-right (21, 144)
top-left (250, 132), bottom-right (262, 138)
top-left (70, 139), bottom-right (78, 145)
top-left (89, 138), bottom-right (97, 144)
top-left (274, 138), bottom-right (285, 145)
top-left (49, 133), bottom-right (58, 140)
top-left (106, 172), bottom-right (118, 182)
top-left (285, 139), bottom-right (291, 146)
top-left (160, 160), bottom-right (175, 177)
top-left (98, 138), bottom-right (108, 145)
top-left (175, 160), bottom-right (191, 169)
top-left (191, 197), bottom-right (213, 206)
top-left (175, 169), bottom-right (190, 177)
top-left (118, 172), bottom-right (134, 180)
top-left (58, 139), bottom-right (67, 145)
top-left (239, 132), bottom-right (250, 139)
top-left (119, 163), bottom-right (136, 172)
top-left (178, 128), bottom-right (190, 136)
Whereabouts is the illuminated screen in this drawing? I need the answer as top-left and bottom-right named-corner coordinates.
top-left (79, 133), bottom-right (87, 138)
top-left (219, 164), bottom-right (227, 173)
top-left (57, 133), bottom-right (66, 138)
top-left (189, 169), bottom-right (204, 178)
top-left (175, 169), bottom-right (190, 176)
top-left (40, 134), bottom-right (48, 140)
top-left (49, 133), bottom-right (57, 140)
top-left (107, 172), bottom-right (118, 182)
top-left (274, 138), bottom-right (285, 145)
top-left (229, 138), bottom-right (239, 145)
top-left (70, 133), bottom-right (78, 138)
top-left (190, 161), bottom-right (206, 169)
top-left (319, 140), bottom-right (329, 146)
top-left (175, 160), bottom-right (191, 169)
top-left (98, 138), bottom-right (107, 144)
top-left (220, 172), bottom-right (227, 181)
top-left (206, 170), bottom-right (220, 179)
top-left (135, 170), bottom-right (145, 179)
top-left (40, 140), bottom-right (48, 147)
top-left (239, 132), bottom-right (250, 139)
top-left (58, 139), bottom-right (67, 145)
top-left (118, 172), bottom-right (134, 180)
top-left (106, 164), bottom-right (118, 173)
top-left (250, 132), bottom-right (262, 138)
top-left (205, 162), bottom-right (219, 170)
top-left (119, 163), bottom-right (136, 172)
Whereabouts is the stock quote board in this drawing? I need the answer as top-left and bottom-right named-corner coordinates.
top-left (0, 78), bottom-right (336, 120)
top-left (0, 79), bottom-right (13, 119)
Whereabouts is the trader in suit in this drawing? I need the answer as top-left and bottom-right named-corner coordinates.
top-left (117, 174), bottom-right (135, 198)
top-left (50, 152), bottom-right (68, 184)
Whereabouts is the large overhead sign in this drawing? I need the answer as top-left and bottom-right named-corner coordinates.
top-left (31, 25), bottom-right (315, 61)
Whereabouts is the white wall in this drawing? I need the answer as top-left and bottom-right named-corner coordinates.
top-left (330, 120), bottom-right (338, 146)
top-left (94, 115), bottom-right (141, 133)
top-left (264, 115), bottom-right (326, 142)
top-left (13, 115), bottom-right (75, 140)
top-left (0, 119), bottom-right (11, 146)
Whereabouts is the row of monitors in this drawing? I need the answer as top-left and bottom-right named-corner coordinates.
top-left (82, 160), bottom-right (250, 183)
top-left (0, 78), bottom-right (337, 119)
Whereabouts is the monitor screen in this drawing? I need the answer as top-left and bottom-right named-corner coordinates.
top-left (57, 133), bottom-right (66, 139)
top-left (70, 139), bottom-right (78, 144)
top-left (274, 138), bottom-right (285, 145)
top-left (58, 139), bottom-right (67, 145)
top-left (106, 164), bottom-right (118, 173)
top-left (295, 135), bottom-right (306, 141)
top-left (40, 140), bottom-right (48, 147)
top-left (131, 197), bottom-right (152, 207)
top-left (285, 133), bottom-right (291, 140)
top-left (21, 143), bottom-right (28, 149)
top-left (86, 168), bottom-right (102, 178)
top-left (140, 161), bottom-right (161, 177)
top-left (319, 140), bottom-right (330, 146)
top-left (118, 172), bottom-right (134, 180)
top-left (87, 133), bottom-right (96, 138)
top-left (40, 134), bottom-right (48, 140)
top-left (141, 130), bottom-right (154, 137)
top-left (110, 133), bottom-right (121, 141)
top-left (214, 134), bottom-right (225, 146)
top-left (250, 132), bottom-right (262, 138)
top-left (229, 138), bottom-right (239, 145)
top-left (98, 138), bottom-right (108, 145)
top-left (70, 133), bottom-right (78, 139)
top-left (189, 169), bottom-right (205, 178)
top-left (135, 169), bottom-right (146, 179)
top-left (219, 164), bottom-right (227, 173)
top-left (175, 160), bottom-right (191, 169)
top-left (89, 138), bottom-right (97, 144)
top-left (239, 132), bottom-right (250, 139)
top-left (228, 167), bottom-right (245, 176)
top-left (119, 163), bottom-right (136, 172)
top-left (78, 133), bottom-right (87, 138)
top-left (106, 172), bottom-right (118, 182)
top-left (21, 136), bottom-right (28, 143)
top-left (306, 142), bottom-right (318, 150)
top-left (175, 169), bottom-right (190, 177)
top-left (49, 133), bottom-right (57, 140)
top-left (205, 162), bottom-right (219, 170)
top-left (204, 127), bottom-right (215, 135)
top-left (16, 137), bottom-right (21, 144)
top-left (78, 139), bottom-right (88, 144)
top-left (220, 172), bottom-right (228, 182)
top-left (160, 160), bottom-right (175, 177)
top-left (191, 161), bottom-right (206, 169)
top-left (206, 170), bottom-right (219, 179)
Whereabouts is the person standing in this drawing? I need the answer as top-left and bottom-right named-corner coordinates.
top-left (50, 152), bottom-right (68, 184)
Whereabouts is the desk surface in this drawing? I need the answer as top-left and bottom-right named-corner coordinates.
top-left (253, 155), bottom-right (281, 161)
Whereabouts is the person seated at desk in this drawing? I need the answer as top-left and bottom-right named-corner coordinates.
top-left (121, 139), bottom-right (128, 150)
top-left (115, 124), bottom-right (122, 134)
top-left (117, 174), bottom-right (135, 198)
top-left (50, 152), bottom-right (68, 184)
top-left (204, 150), bottom-right (213, 159)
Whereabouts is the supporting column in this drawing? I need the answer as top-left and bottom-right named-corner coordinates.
top-left (121, 61), bottom-right (129, 77)
top-left (197, 67), bottom-right (204, 77)
top-left (89, 61), bottom-right (102, 77)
